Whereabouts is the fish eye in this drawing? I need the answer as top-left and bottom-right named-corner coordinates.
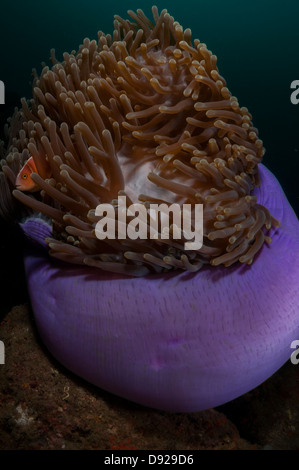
top-left (22, 174), bottom-right (28, 179)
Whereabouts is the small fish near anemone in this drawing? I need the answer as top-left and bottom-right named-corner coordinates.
top-left (0, 7), bottom-right (298, 412)
top-left (15, 156), bottom-right (51, 192)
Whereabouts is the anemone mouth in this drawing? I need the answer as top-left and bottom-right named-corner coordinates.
top-left (0, 6), bottom-right (280, 276)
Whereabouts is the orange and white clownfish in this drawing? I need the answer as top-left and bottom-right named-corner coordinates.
top-left (15, 156), bottom-right (50, 192)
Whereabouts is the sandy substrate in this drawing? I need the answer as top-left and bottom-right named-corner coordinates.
top-left (0, 303), bottom-right (298, 450)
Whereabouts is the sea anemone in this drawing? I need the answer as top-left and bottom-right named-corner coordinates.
top-left (0, 6), bottom-right (298, 412)
top-left (0, 6), bottom-right (280, 274)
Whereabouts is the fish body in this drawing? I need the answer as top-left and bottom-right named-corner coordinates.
top-left (15, 156), bottom-right (49, 192)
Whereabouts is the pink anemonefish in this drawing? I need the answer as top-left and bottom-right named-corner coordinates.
top-left (15, 156), bottom-right (50, 192)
